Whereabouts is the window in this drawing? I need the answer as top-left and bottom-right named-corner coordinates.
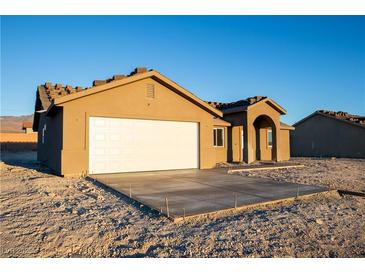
top-left (267, 128), bottom-right (272, 148)
top-left (213, 128), bottom-right (224, 147)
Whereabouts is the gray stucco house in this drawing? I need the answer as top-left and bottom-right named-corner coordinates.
top-left (290, 110), bottom-right (365, 158)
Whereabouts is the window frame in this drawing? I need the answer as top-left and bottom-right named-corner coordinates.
top-left (267, 128), bottom-right (273, 148)
top-left (213, 127), bottom-right (225, 147)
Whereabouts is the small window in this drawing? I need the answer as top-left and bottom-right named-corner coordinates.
top-left (267, 128), bottom-right (273, 148)
top-left (213, 128), bottom-right (224, 147)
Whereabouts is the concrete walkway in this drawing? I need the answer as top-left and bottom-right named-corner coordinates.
top-left (91, 169), bottom-right (328, 220)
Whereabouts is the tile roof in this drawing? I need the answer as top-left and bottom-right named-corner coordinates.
top-left (37, 83), bottom-right (85, 110)
top-left (317, 110), bottom-right (365, 126)
top-left (36, 67), bottom-right (149, 111)
top-left (207, 96), bottom-right (267, 110)
top-left (22, 121), bottom-right (33, 129)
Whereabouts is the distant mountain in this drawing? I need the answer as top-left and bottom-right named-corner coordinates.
top-left (0, 114), bottom-right (34, 132)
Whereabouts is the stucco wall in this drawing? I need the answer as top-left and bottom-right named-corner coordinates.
top-left (221, 113), bottom-right (245, 162)
top-left (37, 111), bottom-right (63, 173)
top-left (213, 127), bottom-right (228, 164)
top-left (58, 78), bottom-right (226, 176)
top-left (220, 102), bottom-right (290, 163)
top-left (0, 132), bottom-right (37, 143)
top-left (291, 114), bottom-right (365, 158)
top-left (246, 102), bottom-right (281, 163)
top-left (0, 132), bottom-right (38, 151)
top-left (279, 129), bottom-right (290, 160)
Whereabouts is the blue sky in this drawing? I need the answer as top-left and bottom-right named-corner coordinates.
top-left (1, 16), bottom-right (364, 124)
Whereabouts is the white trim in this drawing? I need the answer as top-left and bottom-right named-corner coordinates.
top-left (267, 128), bottom-right (273, 148)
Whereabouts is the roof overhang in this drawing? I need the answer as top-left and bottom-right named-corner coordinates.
top-left (213, 117), bottom-right (231, 127)
top-left (280, 122), bottom-right (295, 130)
top-left (50, 70), bottom-right (223, 118)
top-left (247, 98), bottom-right (287, 115)
top-left (220, 98), bottom-right (287, 116)
top-left (294, 111), bottom-right (365, 129)
top-left (221, 106), bottom-right (247, 115)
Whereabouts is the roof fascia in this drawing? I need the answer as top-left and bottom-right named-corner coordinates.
top-left (247, 98), bottom-right (287, 114)
top-left (52, 70), bottom-right (222, 118)
top-left (292, 112), bottom-right (317, 127)
top-left (53, 71), bottom-right (155, 105)
top-left (280, 124), bottom-right (295, 130)
top-left (294, 111), bottom-right (365, 129)
top-left (150, 73), bottom-right (222, 117)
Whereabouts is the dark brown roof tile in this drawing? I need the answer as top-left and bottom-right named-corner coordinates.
top-left (22, 121), bottom-right (33, 129)
top-left (93, 80), bottom-right (107, 86)
top-left (318, 110), bottom-right (365, 126)
top-left (36, 67), bottom-right (151, 112)
top-left (207, 96), bottom-right (267, 110)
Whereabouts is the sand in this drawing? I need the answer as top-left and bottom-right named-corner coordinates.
top-left (0, 152), bottom-right (364, 257)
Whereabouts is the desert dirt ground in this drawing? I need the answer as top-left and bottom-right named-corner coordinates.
top-left (236, 157), bottom-right (365, 194)
top-left (0, 151), bottom-right (364, 258)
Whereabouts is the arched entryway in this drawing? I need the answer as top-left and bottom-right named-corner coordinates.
top-left (252, 115), bottom-right (277, 162)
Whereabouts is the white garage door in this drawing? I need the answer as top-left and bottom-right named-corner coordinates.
top-left (89, 117), bottom-right (199, 174)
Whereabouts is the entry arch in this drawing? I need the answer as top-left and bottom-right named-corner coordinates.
top-left (252, 114), bottom-right (278, 162)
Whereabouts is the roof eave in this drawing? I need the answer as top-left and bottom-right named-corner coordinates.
top-left (150, 73), bottom-right (223, 117)
top-left (221, 106), bottom-right (248, 115)
top-left (247, 98), bottom-right (287, 115)
top-left (293, 111), bottom-right (365, 129)
top-left (52, 70), bottom-right (223, 118)
top-left (213, 118), bottom-right (231, 127)
top-left (53, 71), bottom-right (156, 105)
top-left (280, 125), bottom-right (295, 130)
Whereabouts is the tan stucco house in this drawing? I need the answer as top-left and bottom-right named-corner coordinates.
top-left (33, 67), bottom-right (293, 176)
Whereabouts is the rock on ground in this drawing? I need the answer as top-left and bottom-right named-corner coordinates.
top-left (0, 152), bottom-right (364, 257)
top-left (238, 157), bottom-right (365, 193)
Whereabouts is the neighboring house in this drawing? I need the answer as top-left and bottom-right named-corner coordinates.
top-left (291, 110), bottom-right (365, 158)
top-left (0, 120), bottom-right (37, 151)
top-left (22, 121), bottom-right (34, 133)
top-left (33, 67), bottom-right (293, 176)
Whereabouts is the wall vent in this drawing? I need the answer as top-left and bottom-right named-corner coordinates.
top-left (146, 84), bottom-right (155, 99)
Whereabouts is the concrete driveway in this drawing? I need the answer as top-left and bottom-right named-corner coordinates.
top-left (91, 168), bottom-right (328, 220)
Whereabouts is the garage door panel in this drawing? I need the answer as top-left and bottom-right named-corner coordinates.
top-left (89, 117), bottom-right (199, 174)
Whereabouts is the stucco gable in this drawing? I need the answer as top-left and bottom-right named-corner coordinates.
top-left (294, 111), bottom-right (365, 130)
top-left (246, 98), bottom-right (287, 115)
top-left (51, 70), bottom-right (222, 118)
top-left (208, 96), bottom-right (286, 115)
top-left (33, 68), bottom-right (224, 130)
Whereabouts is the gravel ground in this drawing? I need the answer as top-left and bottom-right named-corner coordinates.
top-left (0, 152), bottom-right (364, 258)
top-left (237, 157), bottom-right (365, 193)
